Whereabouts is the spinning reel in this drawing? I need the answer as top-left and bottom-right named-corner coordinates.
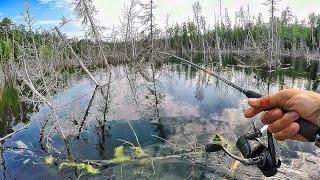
top-left (205, 127), bottom-right (281, 177)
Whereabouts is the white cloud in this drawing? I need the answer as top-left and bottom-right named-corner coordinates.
top-left (13, 15), bottom-right (22, 22)
top-left (63, 30), bottom-right (84, 38)
top-left (37, 0), bottom-right (72, 9)
top-left (60, 22), bottom-right (84, 38)
top-left (0, 12), bottom-right (3, 17)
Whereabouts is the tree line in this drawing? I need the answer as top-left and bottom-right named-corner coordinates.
top-left (165, 5), bottom-right (320, 57)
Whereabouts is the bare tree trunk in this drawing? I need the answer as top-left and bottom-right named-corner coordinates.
top-left (55, 27), bottom-right (100, 86)
top-left (80, 0), bottom-right (110, 68)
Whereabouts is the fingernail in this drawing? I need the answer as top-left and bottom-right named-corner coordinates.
top-left (272, 109), bottom-right (281, 117)
top-left (248, 98), bottom-right (258, 105)
top-left (288, 111), bottom-right (299, 119)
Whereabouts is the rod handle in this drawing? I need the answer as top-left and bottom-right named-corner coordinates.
top-left (244, 90), bottom-right (320, 142)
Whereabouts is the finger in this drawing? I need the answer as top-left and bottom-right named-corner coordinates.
top-left (248, 89), bottom-right (301, 110)
top-left (244, 107), bottom-right (262, 118)
top-left (248, 96), bottom-right (271, 109)
top-left (290, 134), bottom-right (307, 142)
top-left (274, 122), bottom-right (300, 141)
top-left (261, 108), bottom-right (283, 125)
top-left (268, 111), bottom-right (299, 133)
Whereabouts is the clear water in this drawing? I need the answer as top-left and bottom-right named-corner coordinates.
top-left (0, 54), bottom-right (319, 179)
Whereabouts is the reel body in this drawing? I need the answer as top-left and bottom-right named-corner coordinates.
top-left (236, 131), bottom-right (281, 177)
top-left (206, 130), bottom-right (281, 177)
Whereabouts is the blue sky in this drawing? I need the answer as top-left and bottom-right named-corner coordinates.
top-left (0, 0), bottom-right (81, 37)
top-left (0, 0), bottom-right (320, 38)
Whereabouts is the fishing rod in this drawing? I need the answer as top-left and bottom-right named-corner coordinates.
top-left (158, 51), bottom-right (320, 177)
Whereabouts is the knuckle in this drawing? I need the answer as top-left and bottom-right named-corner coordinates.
top-left (261, 112), bottom-right (269, 124)
top-left (284, 112), bottom-right (299, 122)
top-left (268, 124), bottom-right (278, 133)
top-left (275, 133), bottom-right (286, 141)
top-left (260, 96), bottom-right (270, 107)
top-left (288, 123), bottom-right (300, 135)
top-left (293, 93), bottom-right (306, 100)
top-left (261, 109), bottom-right (280, 124)
top-left (280, 89), bottom-right (290, 94)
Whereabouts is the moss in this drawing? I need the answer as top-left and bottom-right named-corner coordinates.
top-left (59, 161), bottom-right (99, 175)
top-left (109, 146), bottom-right (130, 164)
top-left (131, 147), bottom-right (145, 158)
top-left (45, 156), bottom-right (54, 165)
top-left (68, 67), bottom-right (77, 74)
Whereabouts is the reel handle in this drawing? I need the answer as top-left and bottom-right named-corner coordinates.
top-left (244, 90), bottom-right (320, 142)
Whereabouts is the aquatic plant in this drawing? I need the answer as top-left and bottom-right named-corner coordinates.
top-left (59, 161), bottom-right (99, 174)
top-left (45, 156), bottom-right (54, 165)
top-left (109, 146), bottom-right (131, 164)
top-left (131, 146), bottom-right (145, 158)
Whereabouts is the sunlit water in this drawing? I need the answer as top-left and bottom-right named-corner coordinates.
top-left (0, 54), bottom-right (319, 179)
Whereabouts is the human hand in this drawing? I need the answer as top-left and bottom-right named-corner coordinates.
top-left (244, 88), bottom-right (320, 141)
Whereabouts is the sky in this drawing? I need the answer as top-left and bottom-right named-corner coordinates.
top-left (0, 0), bottom-right (80, 37)
top-left (0, 0), bottom-right (320, 38)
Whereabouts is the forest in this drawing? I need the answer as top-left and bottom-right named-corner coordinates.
top-left (1, 0), bottom-right (320, 78)
top-left (0, 0), bottom-right (319, 179)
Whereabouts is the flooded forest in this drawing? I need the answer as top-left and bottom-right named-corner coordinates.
top-left (0, 0), bottom-right (319, 179)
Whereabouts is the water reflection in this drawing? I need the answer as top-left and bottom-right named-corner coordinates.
top-left (0, 83), bottom-right (32, 137)
top-left (0, 54), bottom-right (319, 179)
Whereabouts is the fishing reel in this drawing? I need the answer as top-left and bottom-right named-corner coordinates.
top-left (235, 129), bottom-right (281, 177)
top-left (205, 128), bottom-right (281, 177)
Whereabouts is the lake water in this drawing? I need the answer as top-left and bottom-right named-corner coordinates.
top-left (0, 54), bottom-right (319, 179)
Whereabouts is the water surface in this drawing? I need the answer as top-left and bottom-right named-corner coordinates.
top-left (0, 54), bottom-right (319, 179)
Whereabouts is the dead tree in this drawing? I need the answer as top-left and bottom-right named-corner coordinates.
top-left (164, 14), bottom-right (171, 50)
top-left (120, 0), bottom-right (138, 59)
top-left (55, 27), bottom-right (100, 86)
top-left (263, 0), bottom-right (282, 66)
top-left (193, 2), bottom-right (206, 53)
top-left (73, 0), bottom-right (110, 68)
top-left (137, 0), bottom-right (157, 56)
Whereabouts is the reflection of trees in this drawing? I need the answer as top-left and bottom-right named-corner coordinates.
top-left (305, 61), bottom-right (319, 91)
top-left (0, 84), bottom-right (32, 137)
top-left (194, 71), bottom-right (206, 101)
top-left (125, 64), bottom-right (143, 116)
top-left (77, 86), bottom-right (98, 138)
top-left (149, 62), bottom-right (163, 122)
top-left (133, 56), bottom-right (164, 123)
top-left (0, 148), bottom-right (10, 179)
top-left (95, 73), bottom-right (112, 159)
